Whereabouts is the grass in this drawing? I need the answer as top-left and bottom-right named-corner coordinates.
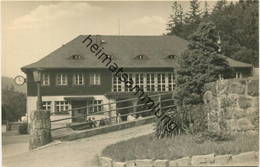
top-left (101, 133), bottom-right (259, 162)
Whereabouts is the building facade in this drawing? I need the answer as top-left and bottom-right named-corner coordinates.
top-left (21, 35), bottom-right (253, 121)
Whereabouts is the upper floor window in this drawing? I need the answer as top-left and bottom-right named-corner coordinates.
top-left (168, 55), bottom-right (175, 59)
top-left (41, 73), bottom-right (50, 86)
top-left (146, 73), bottom-right (155, 92)
top-left (90, 73), bottom-right (101, 85)
top-left (71, 54), bottom-right (81, 60)
top-left (113, 74), bottom-right (122, 92)
top-left (56, 73), bottom-right (68, 85)
top-left (73, 73), bottom-right (84, 85)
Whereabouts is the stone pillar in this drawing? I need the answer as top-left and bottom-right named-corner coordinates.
top-left (29, 110), bottom-right (52, 150)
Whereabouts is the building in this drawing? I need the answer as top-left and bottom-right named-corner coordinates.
top-left (21, 35), bottom-right (253, 121)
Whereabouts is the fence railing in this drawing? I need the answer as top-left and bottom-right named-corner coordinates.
top-left (51, 92), bottom-right (175, 131)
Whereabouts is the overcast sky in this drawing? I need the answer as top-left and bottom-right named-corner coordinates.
top-left (1, 1), bottom-right (218, 78)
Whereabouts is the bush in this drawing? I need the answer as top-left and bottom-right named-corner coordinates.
top-left (54, 111), bottom-right (69, 115)
top-left (18, 122), bottom-right (28, 134)
top-left (195, 130), bottom-right (234, 143)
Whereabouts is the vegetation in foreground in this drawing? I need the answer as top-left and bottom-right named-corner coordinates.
top-left (102, 133), bottom-right (258, 162)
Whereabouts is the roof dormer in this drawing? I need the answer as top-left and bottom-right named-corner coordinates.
top-left (70, 54), bottom-right (82, 60)
top-left (135, 54), bottom-right (147, 60)
top-left (167, 55), bottom-right (176, 59)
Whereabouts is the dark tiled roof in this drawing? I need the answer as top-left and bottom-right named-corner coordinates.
top-left (21, 35), bottom-right (252, 71)
top-left (226, 57), bottom-right (252, 68)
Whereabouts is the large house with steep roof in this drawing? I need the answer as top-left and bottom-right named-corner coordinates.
top-left (21, 35), bottom-right (253, 120)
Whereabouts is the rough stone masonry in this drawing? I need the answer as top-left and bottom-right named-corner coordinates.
top-left (203, 78), bottom-right (259, 134)
top-left (29, 110), bottom-right (52, 149)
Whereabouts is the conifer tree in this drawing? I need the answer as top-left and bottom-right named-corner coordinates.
top-left (173, 21), bottom-right (232, 133)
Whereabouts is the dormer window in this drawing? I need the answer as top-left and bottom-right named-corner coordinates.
top-left (168, 55), bottom-right (175, 59)
top-left (71, 54), bottom-right (81, 60)
top-left (138, 55), bottom-right (144, 60)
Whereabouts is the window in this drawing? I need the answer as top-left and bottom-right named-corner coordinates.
top-left (71, 54), bottom-right (81, 60)
top-left (42, 101), bottom-right (52, 111)
top-left (56, 73), bottom-right (68, 85)
top-left (168, 73), bottom-right (175, 91)
top-left (55, 101), bottom-right (70, 113)
top-left (112, 72), bottom-right (175, 92)
top-left (138, 55), bottom-right (144, 59)
top-left (125, 73), bottom-right (133, 92)
top-left (89, 100), bottom-right (103, 113)
top-left (41, 73), bottom-right (50, 86)
top-left (157, 73), bottom-right (166, 91)
top-left (73, 73), bottom-right (84, 85)
top-left (168, 55), bottom-right (175, 59)
top-left (146, 73), bottom-right (155, 92)
top-left (112, 74), bottom-right (122, 92)
top-left (135, 73), bottom-right (144, 90)
top-left (90, 73), bottom-right (101, 85)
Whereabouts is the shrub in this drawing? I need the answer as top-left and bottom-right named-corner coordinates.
top-left (195, 130), bottom-right (234, 143)
top-left (18, 122), bottom-right (28, 134)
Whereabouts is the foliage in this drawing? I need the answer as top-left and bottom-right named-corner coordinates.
top-left (167, 0), bottom-right (259, 66)
top-left (2, 86), bottom-right (26, 122)
top-left (102, 133), bottom-right (258, 162)
top-left (195, 130), bottom-right (234, 143)
top-left (164, 21), bottom-right (232, 136)
top-left (18, 122), bottom-right (28, 134)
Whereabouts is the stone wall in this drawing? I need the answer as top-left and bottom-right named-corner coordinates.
top-left (203, 78), bottom-right (259, 133)
top-left (98, 151), bottom-right (259, 167)
top-left (29, 110), bottom-right (52, 149)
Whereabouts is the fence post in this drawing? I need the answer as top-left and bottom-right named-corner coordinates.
top-left (158, 94), bottom-right (162, 109)
top-left (108, 100), bottom-right (112, 125)
top-left (29, 109), bottom-right (52, 150)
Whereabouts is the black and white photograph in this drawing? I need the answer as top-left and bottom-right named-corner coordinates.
top-left (1, 0), bottom-right (259, 167)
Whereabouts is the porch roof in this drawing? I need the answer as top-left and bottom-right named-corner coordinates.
top-left (64, 97), bottom-right (94, 101)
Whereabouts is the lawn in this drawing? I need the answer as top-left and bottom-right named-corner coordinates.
top-left (101, 133), bottom-right (259, 162)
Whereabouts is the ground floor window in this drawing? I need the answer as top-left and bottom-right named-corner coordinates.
top-left (89, 100), bottom-right (103, 113)
top-left (42, 101), bottom-right (51, 111)
top-left (55, 101), bottom-right (70, 113)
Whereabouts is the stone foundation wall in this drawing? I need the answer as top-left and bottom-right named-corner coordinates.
top-left (98, 151), bottom-right (259, 167)
top-left (203, 78), bottom-right (259, 133)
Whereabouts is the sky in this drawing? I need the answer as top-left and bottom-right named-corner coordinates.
top-left (1, 1), bottom-right (217, 78)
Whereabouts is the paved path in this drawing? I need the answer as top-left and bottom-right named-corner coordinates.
top-left (3, 124), bottom-right (154, 167)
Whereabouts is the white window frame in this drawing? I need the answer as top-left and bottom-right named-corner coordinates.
top-left (73, 73), bottom-right (84, 85)
top-left (112, 72), bottom-right (175, 92)
top-left (89, 100), bottom-right (103, 113)
top-left (90, 73), bottom-right (101, 85)
top-left (56, 73), bottom-right (68, 85)
top-left (112, 74), bottom-right (122, 92)
top-left (168, 73), bottom-right (175, 91)
top-left (41, 73), bottom-right (50, 86)
top-left (42, 101), bottom-right (52, 111)
top-left (55, 101), bottom-right (70, 113)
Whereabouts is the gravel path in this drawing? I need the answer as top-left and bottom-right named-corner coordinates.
top-left (3, 124), bottom-right (154, 167)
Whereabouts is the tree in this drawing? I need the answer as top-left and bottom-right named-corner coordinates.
top-left (167, 0), bottom-right (259, 66)
top-left (174, 21), bottom-right (232, 134)
top-left (203, 1), bottom-right (209, 19)
top-left (167, 1), bottom-right (185, 37)
top-left (186, 0), bottom-right (202, 24)
top-left (2, 87), bottom-right (26, 122)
